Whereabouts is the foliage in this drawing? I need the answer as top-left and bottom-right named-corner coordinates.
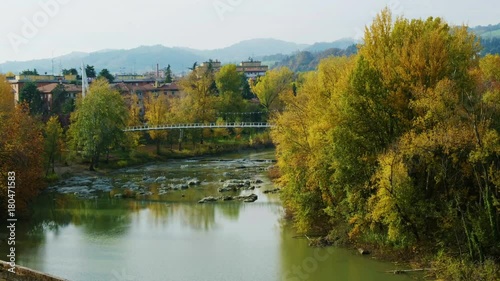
top-left (215, 64), bottom-right (245, 117)
top-left (68, 78), bottom-right (128, 170)
top-left (481, 37), bottom-right (500, 55)
top-left (178, 64), bottom-right (219, 144)
top-left (0, 104), bottom-right (44, 217)
top-left (272, 47), bottom-right (358, 72)
top-left (20, 69), bottom-right (39, 76)
top-left (144, 92), bottom-right (169, 154)
top-left (241, 75), bottom-right (255, 100)
top-left (250, 67), bottom-right (295, 113)
top-left (98, 68), bottom-right (114, 82)
top-left (124, 94), bottom-right (143, 149)
top-left (165, 64), bottom-right (173, 83)
top-left (44, 116), bottom-right (63, 175)
top-left (271, 56), bottom-right (354, 233)
top-left (51, 84), bottom-right (75, 116)
top-left (431, 254), bottom-right (499, 281)
top-left (272, 8), bottom-right (500, 266)
top-left (85, 65), bottom-right (96, 78)
top-left (0, 74), bottom-right (14, 120)
top-left (62, 68), bottom-right (78, 76)
top-left (19, 81), bottom-right (44, 115)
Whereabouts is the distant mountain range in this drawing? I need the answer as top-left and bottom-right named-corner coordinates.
top-left (470, 23), bottom-right (500, 39)
top-left (470, 23), bottom-right (500, 55)
top-left (270, 45), bottom-right (358, 72)
top-left (0, 38), bottom-right (357, 75)
top-left (2, 23), bottom-right (499, 76)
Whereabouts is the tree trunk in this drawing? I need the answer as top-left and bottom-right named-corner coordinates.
top-left (51, 157), bottom-right (55, 174)
top-left (89, 160), bottom-right (95, 171)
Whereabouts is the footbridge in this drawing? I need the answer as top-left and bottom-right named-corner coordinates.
top-left (124, 122), bottom-right (273, 132)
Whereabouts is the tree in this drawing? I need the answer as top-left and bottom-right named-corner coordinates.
top-left (19, 81), bottom-right (43, 115)
top-left (241, 76), bottom-right (255, 100)
top-left (188, 62), bottom-right (198, 71)
top-left (51, 84), bottom-right (69, 115)
top-left (272, 8), bottom-right (500, 266)
top-left (271, 56), bottom-right (354, 233)
top-left (179, 65), bottom-right (218, 144)
top-left (124, 94), bottom-right (143, 149)
top-left (85, 65), bottom-right (96, 78)
top-left (44, 116), bottom-right (63, 175)
top-left (68, 78), bottom-right (128, 170)
top-left (0, 104), bottom-right (44, 217)
top-left (0, 75), bottom-right (14, 120)
top-left (98, 68), bottom-right (114, 83)
top-left (20, 69), bottom-right (39, 76)
top-left (144, 92), bottom-right (169, 155)
top-left (165, 64), bottom-right (173, 83)
top-left (250, 67), bottom-right (295, 113)
top-left (215, 64), bottom-right (245, 117)
top-left (62, 68), bottom-right (78, 76)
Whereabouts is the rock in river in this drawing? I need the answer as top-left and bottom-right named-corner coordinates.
top-left (198, 196), bottom-right (217, 204)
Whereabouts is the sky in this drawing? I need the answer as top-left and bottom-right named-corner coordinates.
top-left (0, 0), bottom-right (499, 64)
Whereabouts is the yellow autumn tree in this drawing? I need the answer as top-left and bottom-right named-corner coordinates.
top-left (143, 92), bottom-right (169, 155)
top-left (0, 74), bottom-right (14, 120)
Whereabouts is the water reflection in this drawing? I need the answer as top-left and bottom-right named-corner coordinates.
top-left (0, 150), bottom-right (415, 281)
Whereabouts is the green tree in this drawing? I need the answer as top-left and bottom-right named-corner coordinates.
top-left (271, 56), bottom-right (354, 233)
top-left (51, 84), bottom-right (68, 115)
top-left (44, 116), bottom-right (63, 175)
top-left (250, 67), bottom-right (294, 114)
top-left (165, 64), bottom-right (173, 83)
top-left (98, 68), bottom-right (114, 82)
top-left (19, 81), bottom-right (43, 115)
top-left (68, 78), bottom-right (128, 170)
top-left (272, 8), bottom-right (500, 267)
top-left (179, 65), bottom-right (218, 144)
top-left (215, 64), bottom-right (245, 117)
top-left (21, 69), bottom-right (39, 76)
top-left (62, 68), bottom-right (78, 76)
top-left (241, 76), bottom-right (255, 100)
top-left (85, 65), bottom-right (96, 78)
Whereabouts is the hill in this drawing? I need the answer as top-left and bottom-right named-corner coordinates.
top-left (182, 38), bottom-right (309, 63)
top-left (271, 45), bottom-right (358, 72)
top-left (470, 23), bottom-right (500, 55)
top-left (0, 38), bottom-right (356, 75)
top-left (470, 23), bottom-right (500, 39)
top-left (305, 38), bottom-right (357, 52)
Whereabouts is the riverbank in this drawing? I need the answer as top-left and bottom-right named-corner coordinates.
top-left (0, 261), bottom-right (68, 281)
top-left (52, 141), bottom-right (274, 180)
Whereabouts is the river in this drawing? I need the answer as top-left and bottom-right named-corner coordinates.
top-left (0, 150), bottom-right (419, 281)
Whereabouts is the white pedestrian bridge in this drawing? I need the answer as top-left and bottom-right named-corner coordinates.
top-left (124, 122), bottom-right (273, 132)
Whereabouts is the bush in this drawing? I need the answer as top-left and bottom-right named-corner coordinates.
top-left (45, 173), bottom-right (59, 183)
top-left (117, 160), bottom-right (128, 168)
top-left (431, 254), bottom-right (500, 281)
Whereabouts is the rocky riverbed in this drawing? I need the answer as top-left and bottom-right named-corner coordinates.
top-left (46, 156), bottom-right (279, 204)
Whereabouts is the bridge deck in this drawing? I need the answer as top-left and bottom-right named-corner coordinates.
top-left (124, 122), bottom-right (273, 132)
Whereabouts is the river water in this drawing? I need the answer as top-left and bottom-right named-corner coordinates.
top-left (1, 150), bottom-right (419, 281)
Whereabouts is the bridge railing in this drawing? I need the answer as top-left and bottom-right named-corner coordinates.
top-left (124, 122), bottom-right (274, 132)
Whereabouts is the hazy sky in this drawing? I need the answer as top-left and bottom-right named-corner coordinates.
top-left (1, 0), bottom-right (499, 63)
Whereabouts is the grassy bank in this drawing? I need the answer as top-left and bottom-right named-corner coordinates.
top-left (51, 134), bottom-right (274, 180)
